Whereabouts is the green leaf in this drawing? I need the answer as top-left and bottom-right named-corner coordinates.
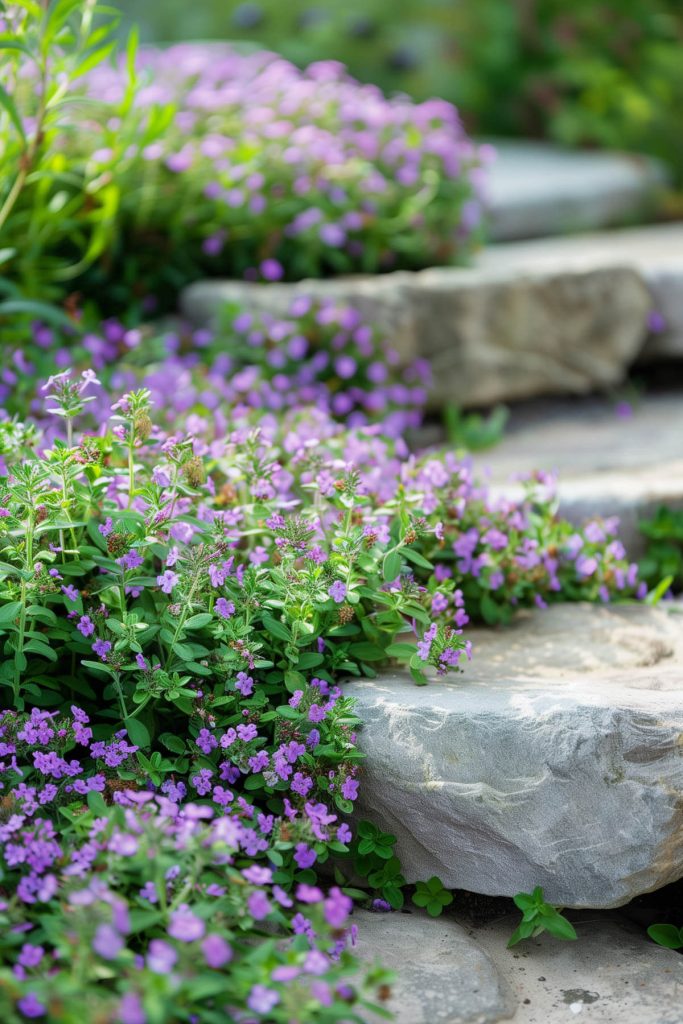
top-left (382, 550), bottom-right (402, 582)
top-left (0, 601), bottom-right (22, 628)
top-left (0, 82), bottom-right (25, 141)
top-left (86, 791), bottom-right (108, 816)
top-left (23, 639), bottom-right (57, 661)
top-left (262, 614), bottom-right (292, 642)
top-left (126, 717), bottom-right (150, 748)
top-left (402, 548), bottom-right (433, 571)
top-left (184, 613), bottom-right (213, 630)
top-left (385, 641), bottom-right (417, 659)
top-left (645, 575), bottom-right (674, 607)
top-left (646, 924), bottom-right (683, 950)
top-left (349, 642), bottom-right (386, 662)
top-left (159, 732), bottom-right (186, 755)
top-left (542, 911), bottom-right (577, 942)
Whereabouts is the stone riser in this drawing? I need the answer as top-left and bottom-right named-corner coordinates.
top-left (182, 224), bottom-right (683, 410)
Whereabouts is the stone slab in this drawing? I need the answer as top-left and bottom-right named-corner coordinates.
top-left (479, 224), bottom-right (683, 363)
top-left (182, 226), bottom-right (683, 409)
top-left (470, 393), bottom-right (683, 558)
top-left (486, 142), bottom-right (667, 242)
top-left (470, 912), bottom-right (683, 1023)
top-left (346, 603), bottom-right (683, 909)
top-left (353, 908), bottom-right (516, 1024)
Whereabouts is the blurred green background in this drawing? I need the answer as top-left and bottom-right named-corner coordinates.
top-left (117, 0), bottom-right (683, 180)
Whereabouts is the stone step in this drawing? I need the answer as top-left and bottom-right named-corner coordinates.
top-left (470, 911), bottom-right (683, 1024)
top-left (353, 908), bottom-right (516, 1024)
top-left (486, 142), bottom-right (667, 242)
top-left (469, 393), bottom-right (683, 557)
top-left (181, 224), bottom-right (683, 409)
top-left (354, 908), bottom-right (683, 1024)
top-left (345, 603), bottom-right (683, 909)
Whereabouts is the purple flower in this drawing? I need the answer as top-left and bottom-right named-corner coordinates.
top-left (91, 638), bottom-right (111, 661)
top-left (202, 934), bottom-right (233, 968)
top-left (328, 581), bottom-right (347, 603)
top-left (147, 939), bottom-right (177, 974)
top-left (17, 944), bottom-right (44, 969)
top-left (294, 843), bottom-right (317, 869)
top-left (76, 615), bottom-right (95, 638)
top-left (156, 570), bottom-right (179, 594)
top-left (235, 671), bottom-right (254, 696)
top-left (92, 923), bottom-right (124, 960)
top-left (120, 549), bottom-right (143, 571)
top-left (341, 777), bottom-right (358, 801)
top-left (215, 597), bottom-right (235, 619)
top-left (118, 992), bottom-right (146, 1024)
top-left (98, 517), bottom-right (114, 537)
top-left (168, 906), bottom-right (205, 942)
top-left (247, 890), bottom-right (272, 921)
top-left (61, 585), bottom-right (79, 602)
top-left (336, 823), bottom-right (352, 844)
top-left (247, 986), bottom-right (279, 1014)
top-left (17, 993), bottom-right (45, 1018)
top-left (259, 259), bottom-right (284, 282)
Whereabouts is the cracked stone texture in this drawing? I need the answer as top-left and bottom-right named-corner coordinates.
top-left (470, 912), bottom-right (683, 1023)
top-left (346, 603), bottom-right (683, 909)
top-left (470, 393), bottom-right (683, 558)
top-left (353, 909), bottom-right (516, 1024)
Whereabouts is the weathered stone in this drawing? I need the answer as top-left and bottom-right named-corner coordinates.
top-left (346, 603), bottom-right (683, 909)
top-left (471, 393), bottom-right (683, 557)
top-left (486, 142), bottom-right (667, 241)
top-left (479, 224), bottom-right (683, 364)
top-left (181, 265), bottom-right (650, 409)
top-left (353, 909), bottom-right (516, 1024)
top-left (471, 912), bottom-right (683, 1024)
top-left (181, 224), bottom-right (683, 408)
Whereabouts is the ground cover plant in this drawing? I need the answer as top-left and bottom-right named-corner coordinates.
top-left (0, 0), bottom-right (486, 314)
top-left (0, 360), bottom-right (646, 1019)
top-left (126, 0), bottom-right (683, 183)
top-left (0, 3), bottom-right (658, 1020)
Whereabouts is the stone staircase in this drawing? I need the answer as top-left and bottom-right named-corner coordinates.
top-left (179, 143), bottom-right (683, 1023)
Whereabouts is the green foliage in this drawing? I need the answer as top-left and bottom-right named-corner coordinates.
top-left (120, 0), bottom-right (683, 182)
top-left (337, 822), bottom-right (407, 910)
top-left (639, 505), bottom-right (683, 593)
top-left (0, 0), bottom-right (483, 317)
top-left (0, 1), bottom-right (170, 310)
top-left (411, 876), bottom-right (453, 918)
top-left (647, 923), bottom-right (683, 950)
top-left (444, 403), bottom-right (508, 453)
top-left (508, 887), bottom-right (577, 947)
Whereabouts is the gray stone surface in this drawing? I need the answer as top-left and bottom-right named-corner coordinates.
top-left (353, 908), bottom-right (516, 1024)
top-left (486, 142), bottom-right (667, 242)
top-left (182, 264), bottom-right (651, 409)
top-left (471, 912), bottom-right (683, 1023)
top-left (479, 224), bottom-right (683, 364)
top-left (182, 225), bottom-right (683, 409)
top-left (346, 603), bottom-right (683, 909)
top-left (470, 393), bottom-right (683, 558)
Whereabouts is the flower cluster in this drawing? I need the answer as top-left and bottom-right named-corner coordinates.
top-left (0, 707), bottom-right (383, 1022)
top-left (1, 4), bottom-right (487, 307)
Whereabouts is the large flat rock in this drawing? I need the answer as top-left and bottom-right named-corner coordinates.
top-left (471, 393), bottom-right (683, 557)
top-left (346, 603), bottom-right (683, 909)
top-left (471, 912), bottom-right (683, 1023)
top-left (181, 226), bottom-right (683, 408)
top-left (354, 909), bottom-right (515, 1024)
top-left (486, 142), bottom-right (667, 242)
